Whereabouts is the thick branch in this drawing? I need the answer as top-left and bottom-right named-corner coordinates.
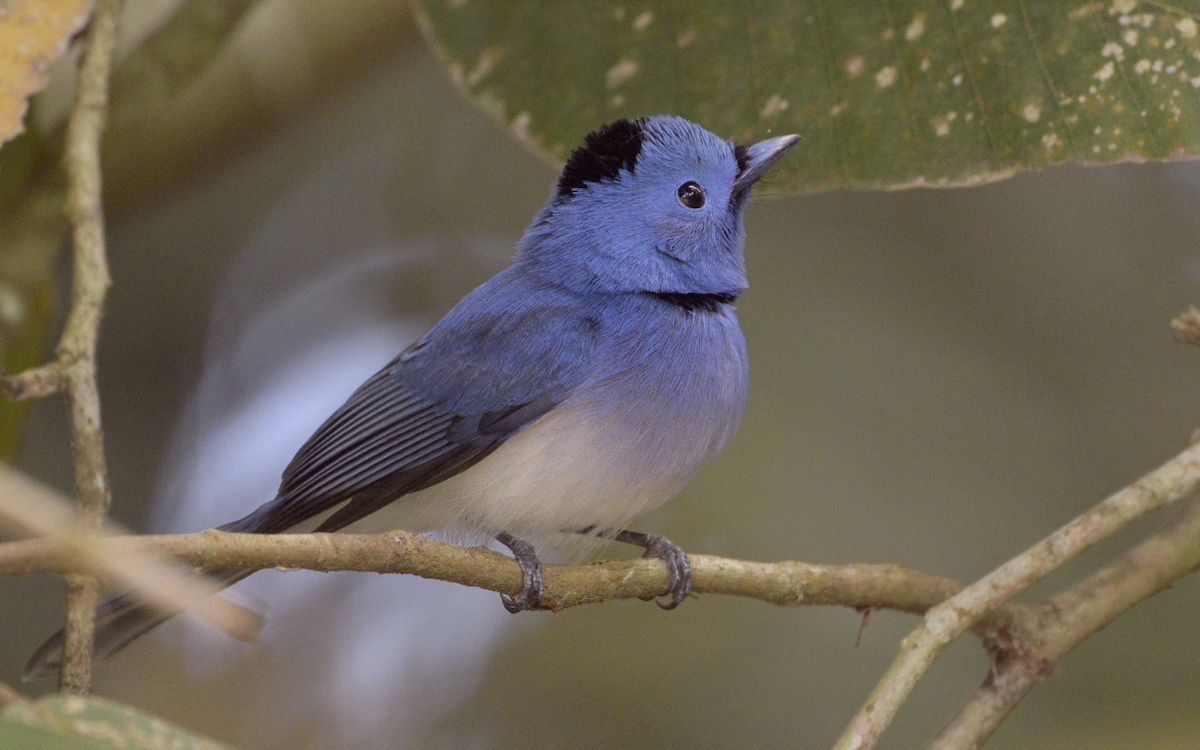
top-left (926, 491), bottom-right (1200, 750)
top-left (832, 436), bottom-right (1200, 750)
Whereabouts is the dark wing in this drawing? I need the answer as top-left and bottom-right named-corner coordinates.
top-left (222, 362), bottom-right (559, 535)
top-left (223, 269), bottom-right (601, 535)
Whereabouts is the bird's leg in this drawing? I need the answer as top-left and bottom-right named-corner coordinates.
top-left (612, 529), bottom-right (693, 610)
top-left (496, 532), bottom-right (544, 613)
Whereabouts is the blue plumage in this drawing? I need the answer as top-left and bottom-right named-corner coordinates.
top-left (523, 117), bottom-right (752, 295)
top-left (27, 116), bottom-right (799, 678)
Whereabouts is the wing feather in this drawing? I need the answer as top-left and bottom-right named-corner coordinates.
top-left (223, 269), bottom-right (601, 536)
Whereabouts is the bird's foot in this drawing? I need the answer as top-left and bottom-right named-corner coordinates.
top-left (613, 530), bottom-right (693, 609)
top-left (496, 532), bottom-right (544, 613)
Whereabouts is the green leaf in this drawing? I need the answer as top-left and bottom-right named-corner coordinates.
top-left (0, 721), bottom-right (122, 750)
top-left (412, 0), bottom-right (1200, 191)
top-left (0, 692), bottom-right (238, 750)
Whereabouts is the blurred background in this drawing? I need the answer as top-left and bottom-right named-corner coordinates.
top-left (3, 1), bottom-right (1200, 748)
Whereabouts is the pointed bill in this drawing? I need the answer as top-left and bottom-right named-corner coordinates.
top-left (733, 134), bottom-right (802, 194)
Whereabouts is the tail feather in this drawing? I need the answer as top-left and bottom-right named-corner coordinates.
top-left (24, 569), bottom-right (255, 681)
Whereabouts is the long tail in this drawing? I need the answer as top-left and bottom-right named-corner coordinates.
top-left (25, 470), bottom-right (373, 680)
top-left (23, 511), bottom-right (275, 681)
top-left (23, 568), bottom-right (255, 681)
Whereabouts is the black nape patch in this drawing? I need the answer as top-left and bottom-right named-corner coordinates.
top-left (733, 144), bottom-right (750, 175)
top-left (556, 119), bottom-right (646, 198)
top-left (650, 291), bottom-right (738, 313)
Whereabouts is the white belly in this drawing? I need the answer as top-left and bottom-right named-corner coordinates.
top-left (346, 393), bottom-right (729, 558)
top-left (344, 302), bottom-right (749, 558)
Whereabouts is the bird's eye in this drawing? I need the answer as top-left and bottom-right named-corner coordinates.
top-left (676, 181), bottom-right (705, 209)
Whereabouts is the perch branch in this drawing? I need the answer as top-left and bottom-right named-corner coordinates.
top-left (832, 435), bottom-right (1200, 750)
top-left (2, 443), bottom-right (1195, 744)
top-left (0, 529), bottom-right (969, 617)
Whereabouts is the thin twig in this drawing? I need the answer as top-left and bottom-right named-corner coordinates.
top-left (53, 0), bottom-right (123, 695)
top-left (925, 491), bottom-right (1200, 750)
top-left (0, 365), bottom-right (66, 401)
top-left (832, 436), bottom-right (1200, 750)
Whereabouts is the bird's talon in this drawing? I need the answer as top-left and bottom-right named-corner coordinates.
top-left (614, 530), bottom-right (694, 609)
top-left (501, 588), bottom-right (541, 613)
top-left (497, 532), bottom-right (544, 613)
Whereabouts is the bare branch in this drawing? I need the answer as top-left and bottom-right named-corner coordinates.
top-left (50, 0), bottom-right (124, 695)
top-left (0, 528), bottom-right (968, 617)
top-left (0, 364), bottom-right (65, 401)
top-left (926, 492), bottom-right (1200, 750)
top-left (832, 436), bottom-right (1200, 750)
top-left (4, 437), bottom-right (1194, 748)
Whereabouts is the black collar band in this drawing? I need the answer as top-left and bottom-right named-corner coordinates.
top-left (649, 291), bottom-right (738, 313)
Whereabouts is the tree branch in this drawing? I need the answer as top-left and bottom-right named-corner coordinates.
top-left (0, 529), bottom-right (969, 616)
top-left (832, 436), bottom-right (1200, 750)
top-left (56, 0), bottom-right (124, 695)
top-left (925, 491), bottom-right (1200, 750)
top-left (0, 364), bottom-right (65, 401)
top-left (3, 440), bottom-right (1196, 750)
top-left (0, 0), bottom-right (125, 695)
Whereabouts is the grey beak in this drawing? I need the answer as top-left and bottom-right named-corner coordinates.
top-left (733, 134), bottom-right (802, 194)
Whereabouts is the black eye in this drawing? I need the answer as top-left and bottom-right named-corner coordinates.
top-left (677, 181), bottom-right (705, 209)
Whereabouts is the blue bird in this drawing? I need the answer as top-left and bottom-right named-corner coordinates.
top-left (27, 116), bottom-right (799, 678)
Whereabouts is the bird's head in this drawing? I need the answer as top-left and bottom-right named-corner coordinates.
top-left (518, 116), bottom-right (799, 296)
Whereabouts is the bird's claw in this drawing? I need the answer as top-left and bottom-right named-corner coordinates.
top-left (645, 536), bottom-right (692, 609)
top-left (500, 560), bottom-right (544, 613)
top-left (497, 532), bottom-right (545, 613)
top-left (615, 530), bottom-right (693, 609)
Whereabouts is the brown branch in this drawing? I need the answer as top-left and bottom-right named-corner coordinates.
top-left (0, 529), bottom-right (969, 616)
top-left (925, 491), bottom-right (1200, 750)
top-left (0, 0), bottom-right (127, 695)
top-left (832, 436), bottom-right (1200, 750)
top-left (0, 364), bottom-right (66, 401)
